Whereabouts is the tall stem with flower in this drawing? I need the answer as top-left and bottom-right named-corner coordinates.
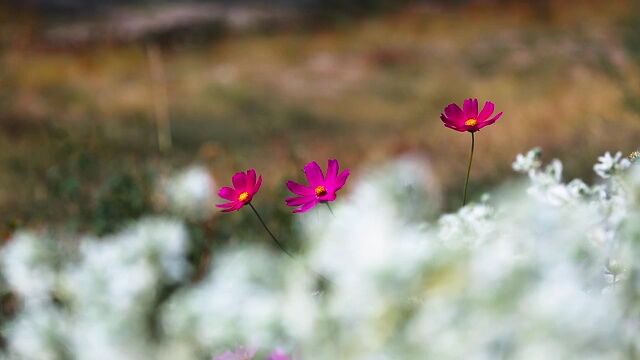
top-left (440, 98), bottom-right (503, 206)
top-left (217, 169), bottom-right (294, 258)
top-left (216, 165), bottom-right (348, 285)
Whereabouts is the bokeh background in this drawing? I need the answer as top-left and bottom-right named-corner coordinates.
top-left (0, 0), bottom-right (639, 240)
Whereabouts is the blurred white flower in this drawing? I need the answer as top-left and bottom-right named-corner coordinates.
top-left (512, 147), bottom-right (542, 173)
top-left (0, 232), bottom-right (58, 307)
top-left (594, 152), bottom-right (631, 179)
top-left (4, 305), bottom-right (69, 360)
top-left (159, 166), bottom-right (216, 220)
top-left (2, 152), bottom-right (640, 359)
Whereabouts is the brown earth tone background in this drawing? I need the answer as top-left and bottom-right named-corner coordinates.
top-left (0, 0), bottom-right (639, 236)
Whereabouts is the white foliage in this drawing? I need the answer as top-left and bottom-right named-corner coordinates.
top-left (0, 232), bottom-right (59, 307)
top-left (594, 152), bottom-right (631, 179)
top-left (1, 151), bottom-right (640, 359)
top-left (158, 166), bottom-right (216, 220)
top-left (1, 218), bottom-right (190, 360)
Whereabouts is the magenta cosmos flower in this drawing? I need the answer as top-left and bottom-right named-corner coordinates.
top-left (440, 98), bottom-right (503, 132)
top-left (216, 169), bottom-right (262, 212)
top-left (267, 349), bottom-right (291, 360)
top-left (286, 159), bottom-right (349, 213)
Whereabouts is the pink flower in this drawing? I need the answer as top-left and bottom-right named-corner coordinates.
top-left (440, 98), bottom-right (503, 132)
top-left (213, 347), bottom-right (256, 360)
top-left (267, 349), bottom-right (291, 360)
top-left (285, 159), bottom-right (349, 213)
top-left (216, 169), bottom-right (262, 212)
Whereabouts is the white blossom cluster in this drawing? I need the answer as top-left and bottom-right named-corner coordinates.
top-left (593, 152), bottom-right (631, 179)
top-left (0, 232), bottom-right (60, 308)
top-left (157, 165), bottom-right (217, 221)
top-left (1, 218), bottom-right (191, 360)
top-left (1, 150), bottom-right (640, 359)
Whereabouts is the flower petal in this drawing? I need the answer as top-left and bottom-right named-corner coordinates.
top-left (232, 171), bottom-right (248, 191)
top-left (293, 199), bottom-right (319, 213)
top-left (477, 101), bottom-right (495, 121)
top-left (444, 104), bottom-right (464, 122)
top-left (481, 111), bottom-right (503, 127)
top-left (318, 192), bottom-right (337, 202)
top-left (335, 169), bottom-right (350, 189)
top-left (246, 169), bottom-right (257, 191)
top-left (441, 113), bottom-right (464, 127)
top-left (217, 201), bottom-right (243, 212)
top-left (326, 159), bottom-right (339, 181)
top-left (443, 121), bottom-right (466, 132)
top-left (285, 195), bottom-right (313, 206)
top-left (303, 161), bottom-right (324, 186)
top-left (253, 175), bottom-right (262, 194)
top-left (463, 98), bottom-right (478, 119)
top-left (287, 180), bottom-right (314, 196)
top-left (218, 187), bottom-right (237, 201)
top-left (221, 203), bottom-right (243, 212)
top-left (216, 201), bottom-right (237, 208)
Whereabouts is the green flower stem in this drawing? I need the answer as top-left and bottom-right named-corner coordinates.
top-left (463, 132), bottom-right (475, 206)
top-left (324, 202), bottom-right (334, 216)
top-left (248, 203), bottom-right (295, 259)
top-left (248, 202), bottom-right (332, 286)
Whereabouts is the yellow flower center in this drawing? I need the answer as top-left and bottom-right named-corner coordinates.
top-left (314, 185), bottom-right (327, 197)
top-left (465, 118), bottom-right (478, 127)
top-left (238, 191), bottom-right (250, 202)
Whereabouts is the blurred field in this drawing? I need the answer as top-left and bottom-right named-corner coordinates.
top-left (0, 0), bottom-right (639, 235)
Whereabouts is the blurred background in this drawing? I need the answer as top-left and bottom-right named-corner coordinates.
top-left (0, 0), bottom-right (639, 241)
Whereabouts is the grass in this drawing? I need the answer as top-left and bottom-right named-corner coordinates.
top-left (0, 0), bottom-right (639, 236)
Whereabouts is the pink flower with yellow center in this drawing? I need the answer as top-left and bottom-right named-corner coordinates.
top-left (286, 159), bottom-right (350, 213)
top-left (440, 98), bottom-right (503, 206)
top-left (216, 169), bottom-right (262, 212)
top-left (440, 98), bottom-right (503, 133)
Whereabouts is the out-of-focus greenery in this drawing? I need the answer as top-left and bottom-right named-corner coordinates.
top-left (0, 0), bottom-right (638, 237)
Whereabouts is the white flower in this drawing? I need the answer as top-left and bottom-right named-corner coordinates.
top-left (2, 151), bottom-right (640, 359)
top-left (512, 147), bottom-right (542, 173)
top-left (594, 152), bottom-right (631, 179)
top-left (4, 305), bottom-right (68, 360)
top-left (159, 166), bottom-right (216, 220)
top-left (0, 232), bottom-right (58, 307)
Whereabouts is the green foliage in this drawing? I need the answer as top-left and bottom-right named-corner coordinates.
top-left (621, 1), bottom-right (640, 63)
top-left (93, 172), bottom-right (152, 235)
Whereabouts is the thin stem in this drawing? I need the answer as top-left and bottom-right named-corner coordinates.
top-left (146, 43), bottom-right (172, 153)
top-left (324, 202), bottom-right (334, 216)
top-left (248, 203), bottom-right (295, 259)
top-left (248, 203), bottom-right (333, 286)
top-left (463, 132), bottom-right (475, 206)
